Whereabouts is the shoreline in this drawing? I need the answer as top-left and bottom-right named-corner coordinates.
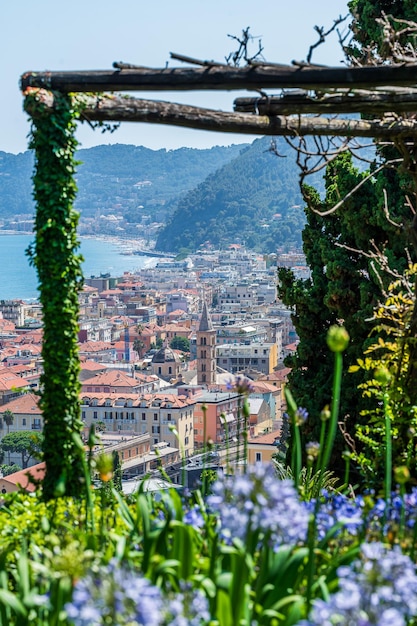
top-left (0, 234), bottom-right (162, 302)
top-left (0, 231), bottom-right (161, 258)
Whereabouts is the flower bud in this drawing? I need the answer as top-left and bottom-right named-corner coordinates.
top-left (320, 405), bottom-right (331, 421)
top-left (374, 367), bottom-right (391, 385)
top-left (306, 441), bottom-right (320, 460)
top-left (95, 452), bottom-right (114, 483)
top-left (394, 466), bottom-right (410, 485)
top-left (326, 325), bottom-right (349, 352)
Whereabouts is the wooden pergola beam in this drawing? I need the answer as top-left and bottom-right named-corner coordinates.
top-left (234, 92), bottom-right (417, 115)
top-left (24, 90), bottom-right (417, 139)
top-left (20, 63), bottom-right (417, 93)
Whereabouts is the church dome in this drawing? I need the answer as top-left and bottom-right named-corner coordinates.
top-left (151, 346), bottom-right (180, 364)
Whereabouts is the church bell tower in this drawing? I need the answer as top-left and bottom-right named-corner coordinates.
top-left (197, 301), bottom-right (216, 386)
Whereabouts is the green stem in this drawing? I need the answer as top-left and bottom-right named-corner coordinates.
top-left (294, 423), bottom-right (302, 492)
top-left (383, 391), bottom-right (392, 513)
top-left (306, 349), bottom-right (343, 612)
top-left (320, 352), bottom-right (343, 475)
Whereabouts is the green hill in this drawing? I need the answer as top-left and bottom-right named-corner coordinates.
top-left (155, 137), bottom-right (306, 253)
top-left (0, 143), bottom-right (245, 223)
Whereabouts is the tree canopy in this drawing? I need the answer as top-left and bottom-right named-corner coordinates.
top-left (0, 431), bottom-right (43, 469)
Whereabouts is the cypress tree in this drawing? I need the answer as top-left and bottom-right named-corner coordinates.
top-left (279, 1), bottom-right (417, 479)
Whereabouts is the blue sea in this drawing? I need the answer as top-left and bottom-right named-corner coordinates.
top-left (0, 234), bottom-right (157, 301)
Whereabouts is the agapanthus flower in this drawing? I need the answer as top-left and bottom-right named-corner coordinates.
top-left (207, 463), bottom-right (308, 548)
top-left (183, 505), bottom-right (205, 529)
top-left (294, 407), bottom-right (308, 425)
top-left (226, 374), bottom-right (254, 396)
top-left (305, 492), bottom-right (365, 539)
top-left (299, 542), bottom-right (417, 625)
top-left (284, 407), bottom-right (308, 426)
top-left (65, 560), bottom-right (210, 625)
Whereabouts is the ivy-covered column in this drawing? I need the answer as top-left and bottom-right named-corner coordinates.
top-left (25, 91), bottom-right (85, 499)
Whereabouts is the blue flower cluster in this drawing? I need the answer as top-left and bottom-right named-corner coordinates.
top-left (300, 542), bottom-right (417, 626)
top-left (65, 560), bottom-right (209, 625)
top-left (225, 374), bottom-right (255, 396)
top-left (305, 491), bottom-right (365, 539)
top-left (304, 488), bottom-right (417, 542)
top-left (207, 463), bottom-right (309, 547)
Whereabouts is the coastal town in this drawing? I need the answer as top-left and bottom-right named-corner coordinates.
top-left (0, 244), bottom-right (306, 493)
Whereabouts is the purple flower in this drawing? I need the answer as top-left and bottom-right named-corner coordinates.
top-left (65, 560), bottom-right (164, 626)
top-left (305, 492), bottom-right (365, 539)
top-left (65, 560), bottom-right (211, 625)
top-left (183, 506), bottom-right (205, 529)
top-left (207, 464), bottom-right (308, 547)
top-left (226, 375), bottom-right (254, 396)
top-left (299, 542), bottom-right (417, 626)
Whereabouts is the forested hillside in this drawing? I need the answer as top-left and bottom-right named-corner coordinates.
top-left (0, 143), bottom-right (244, 222)
top-left (1, 138), bottom-right (316, 252)
top-left (155, 137), bottom-right (307, 253)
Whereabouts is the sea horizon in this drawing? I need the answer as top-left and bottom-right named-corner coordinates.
top-left (0, 232), bottom-right (158, 301)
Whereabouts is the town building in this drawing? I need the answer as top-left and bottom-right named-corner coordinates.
top-left (80, 391), bottom-right (196, 457)
top-left (196, 302), bottom-right (217, 386)
top-left (216, 342), bottom-right (278, 376)
top-left (193, 390), bottom-right (241, 449)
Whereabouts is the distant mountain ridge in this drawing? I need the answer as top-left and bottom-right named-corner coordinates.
top-left (0, 139), bottom-right (312, 253)
top-left (0, 143), bottom-right (245, 222)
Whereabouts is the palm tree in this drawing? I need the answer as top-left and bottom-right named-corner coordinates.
top-left (2, 410), bottom-right (14, 464)
top-left (133, 338), bottom-right (145, 358)
top-left (3, 410), bottom-right (14, 435)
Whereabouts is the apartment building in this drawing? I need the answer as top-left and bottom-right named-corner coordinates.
top-left (216, 342), bottom-right (278, 376)
top-left (193, 390), bottom-right (241, 448)
top-left (81, 392), bottom-right (196, 457)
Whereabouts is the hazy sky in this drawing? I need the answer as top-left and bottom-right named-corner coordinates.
top-left (2, 0), bottom-right (350, 154)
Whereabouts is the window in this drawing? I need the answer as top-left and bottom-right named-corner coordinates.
top-left (93, 411), bottom-right (98, 419)
top-left (142, 413), bottom-right (146, 420)
top-left (256, 452), bottom-right (262, 463)
top-left (154, 413), bottom-right (158, 421)
top-left (81, 411), bottom-right (86, 420)
top-left (167, 413), bottom-right (171, 421)
top-left (22, 418), bottom-right (26, 426)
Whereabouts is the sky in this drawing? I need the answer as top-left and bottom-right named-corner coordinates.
top-left (2, 0), bottom-right (350, 154)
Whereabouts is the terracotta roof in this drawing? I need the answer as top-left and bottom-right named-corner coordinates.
top-left (1, 392), bottom-right (41, 414)
top-left (78, 341), bottom-right (114, 352)
top-left (80, 391), bottom-right (197, 408)
top-left (80, 360), bottom-right (107, 372)
top-left (0, 370), bottom-right (30, 391)
top-left (83, 370), bottom-right (142, 388)
top-left (248, 428), bottom-right (281, 445)
top-left (250, 380), bottom-right (280, 393)
top-left (168, 309), bottom-right (187, 318)
top-left (82, 284), bottom-right (98, 292)
top-left (260, 368), bottom-right (291, 383)
top-left (1, 462), bottom-right (45, 492)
